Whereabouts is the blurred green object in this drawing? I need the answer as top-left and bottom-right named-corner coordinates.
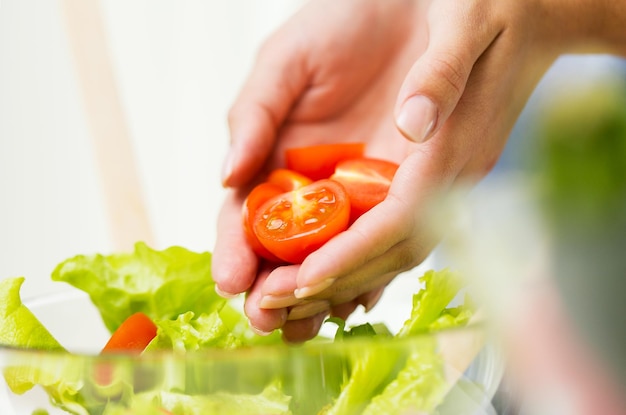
top-left (536, 80), bottom-right (626, 228)
top-left (533, 78), bottom-right (626, 389)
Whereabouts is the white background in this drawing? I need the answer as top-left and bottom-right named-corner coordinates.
top-left (0, 0), bottom-right (306, 298)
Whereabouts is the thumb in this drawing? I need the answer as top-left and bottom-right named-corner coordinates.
top-left (395, 3), bottom-right (501, 143)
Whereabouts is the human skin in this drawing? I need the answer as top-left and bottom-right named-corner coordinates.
top-left (212, 0), bottom-right (626, 342)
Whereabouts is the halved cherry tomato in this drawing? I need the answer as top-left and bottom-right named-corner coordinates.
top-left (285, 142), bottom-right (365, 180)
top-left (242, 182), bottom-right (285, 262)
top-left (243, 170), bottom-right (311, 261)
top-left (330, 158), bottom-right (399, 221)
top-left (267, 168), bottom-right (313, 191)
top-left (102, 312), bottom-right (158, 353)
top-left (253, 179), bottom-right (350, 263)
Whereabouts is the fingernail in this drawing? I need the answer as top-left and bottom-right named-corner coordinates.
top-left (260, 294), bottom-right (298, 309)
top-left (294, 278), bottom-right (335, 299)
top-left (220, 149), bottom-right (236, 187)
top-left (362, 289), bottom-right (384, 313)
top-left (396, 95), bottom-right (437, 143)
top-left (249, 324), bottom-right (273, 336)
top-left (215, 285), bottom-right (239, 299)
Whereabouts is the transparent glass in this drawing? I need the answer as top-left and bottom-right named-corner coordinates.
top-left (0, 290), bottom-right (503, 415)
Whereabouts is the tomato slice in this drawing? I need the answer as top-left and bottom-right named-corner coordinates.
top-left (330, 158), bottom-right (399, 221)
top-left (285, 142), bottom-right (365, 180)
top-left (267, 168), bottom-right (313, 191)
top-left (102, 312), bottom-right (158, 353)
top-left (96, 312), bottom-right (157, 386)
top-left (253, 179), bottom-right (350, 263)
top-left (242, 182), bottom-right (285, 262)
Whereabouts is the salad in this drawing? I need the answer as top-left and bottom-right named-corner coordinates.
top-left (0, 242), bottom-right (479, 415)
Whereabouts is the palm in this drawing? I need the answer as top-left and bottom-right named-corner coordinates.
top-left (253, 0), bottom-right (427, 169)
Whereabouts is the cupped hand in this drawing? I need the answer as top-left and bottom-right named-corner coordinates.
top-left (212, 0), bottom-right (593, 341)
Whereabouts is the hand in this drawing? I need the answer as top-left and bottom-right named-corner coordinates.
top-left (212, 0), bottom-right (625, 342)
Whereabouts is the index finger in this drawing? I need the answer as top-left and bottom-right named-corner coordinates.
top-left (212, 188), bottom-right (260, 296)
top-left (223, 32), bottom-right (310, 187)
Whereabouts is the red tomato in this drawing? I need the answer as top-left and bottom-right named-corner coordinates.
top-left (97, 312), bottom-right (157, 386)
top-left (330, 158), bottom-right (399, 221)
top-left (253, 179), bottom-right (350, 263)
top-left (102, 312), bottom-right (158, 353)
top-left (285, 142), bottom-right (365, 180)
top-left (242, 182), bottom-right (285, 262)
top-left (267, 168), bottom-right (313, 191)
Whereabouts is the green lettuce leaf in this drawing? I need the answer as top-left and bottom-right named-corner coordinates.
top-left (360, 269), bottom-right (474, 414)
top-left (147, 311), bottom-right (241, 352)
top-left (146, 308), bottom-right (283, 353)
top-left (397, 268), bottom-right (467, 337)
top-left (0, 277), bottom-right (91, 414)
top-left (101, 382), bottom-right (292, 415)
top-left (51, 242), bottom-right (225, 333)
top-left (327, 317), bottom-right (391, 341)
top-left (361, 340), bottom-right (446, 415)
top-left (323, 268), bottom-right (473, 415)
top-left (0, 277), bottom-right (64, 351)
top-left (319, 343), bottom-right (402, 415)
top-left (316, 318), bottom-right (395, 414)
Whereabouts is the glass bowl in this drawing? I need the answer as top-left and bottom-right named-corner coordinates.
top-left (1, 288), bottom-right (503, 415)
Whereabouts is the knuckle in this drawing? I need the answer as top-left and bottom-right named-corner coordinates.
top-left (392, 242), bottom-right (424, 272)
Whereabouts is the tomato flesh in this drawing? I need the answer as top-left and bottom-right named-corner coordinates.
top-left (285, 142), bottom-right (365, 180)
top-left (331, 158), bottom-right (399, 221)
top-left (253, 179), bottom-right (350, 263)
top-left (267, 168), bottom-right (313, 191)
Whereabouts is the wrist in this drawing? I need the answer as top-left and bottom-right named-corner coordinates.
top-left (539, 0), bottom-right (626, 56)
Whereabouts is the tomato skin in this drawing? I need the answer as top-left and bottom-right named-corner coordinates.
top-left (96, 312), bottom-right (157, 386)
top-left (285, 142), bottom-right (365, 180)
top-left (242, 182), bottom-right (285, 262)
top-left (267, 168), bottom-right (313, 191)
top-left (101, 312), bottom-right (158, 353)
top-left (253, 179), bottom-right (350, 263)
top-left (330, 158), bottom-right (399, 221)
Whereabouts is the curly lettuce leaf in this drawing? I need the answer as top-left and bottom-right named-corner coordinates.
top-left (397, 268), bottom-right (468, 337)
top-left (323, 268), bottom-right (474, 415)
top-left (101, 382), bottom-right (292, 415)
top-left (0, 277), bottom-right (64, 351)
top-left (0, 277), bottom-right (92, 414)
top-left (320, 343), bottom-right (402, 415)
top-left (327, 317), bottom-right (391, 341)
top-left (362, 340), bottom-right (445, 415)
top-left (146, 308), bottom-right (283, 353)
top-left (51, 242), bottom-right (225, 333)
top-left (147, 311), bottom-right (242, 352)
top-left (360, 269), bottom-right (474, 414)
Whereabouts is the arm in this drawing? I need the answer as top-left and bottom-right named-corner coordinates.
top-left (212, 0), bottom-right (626, 341)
